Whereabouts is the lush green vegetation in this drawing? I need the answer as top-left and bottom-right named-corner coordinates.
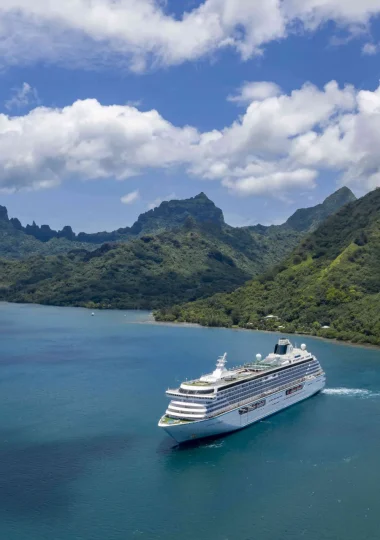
top-left (0, 188), bottom-right (355, 260)
top-left (155, 189), bottom-right (380, 346)
top-left (11, 192), bottom-right (226, 244)
top-left (0, 209), bottom-right (95, 259)
top-left (0, 225), bottom-right (276, 309)
top-left (0, 187), bottom-right (356, 313)
top-left (0, 193), bottom-right (226, 257)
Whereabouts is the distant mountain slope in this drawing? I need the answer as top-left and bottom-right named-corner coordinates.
top-left (284, 187), bottom-right (356, 232)
top-left (0, 225), bottom-right (261, 309)
top-left (12, 192), bottom-right (226, 244)
top-left (0, 188), bottom-right (356, 259)
top-left (155, 189), bottom-right (380, 346)
top-left (0, 187), bottom-right (357, 308)
top-left (0, 205), bottom-right (95, 259)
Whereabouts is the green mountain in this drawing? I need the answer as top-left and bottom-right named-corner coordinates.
top-left (0, 188), bottom-right (356, 260)
top-left (129, 192), bottom-right (225, 235)
top-left (155, 188), bottom-right (380, 346)
top-left (0, 188), bottom-right (356, 310)
top-left (13, 192), bottom-right (225, 245)
top-left (283, 187), bottom-right (356, 232)
top-left (0, 193), bottom-right (227, 258)
top-left (0, 225), bottom-right (268, 310)
top-left (0, 205), bottom-right (95, 259)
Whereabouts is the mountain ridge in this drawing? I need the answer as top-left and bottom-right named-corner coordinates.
top-left (0, 187), bottom-right (356, 259)
top-left (0, 187), bottom-right (358, 310)
top-left (155, 188), bottom-right (380, 346)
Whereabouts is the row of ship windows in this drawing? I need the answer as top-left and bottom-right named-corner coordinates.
top-left (168, 409), bottom-right (205, 416)
top-left (175, 361), bottom-right (320, 400)
top-left (215, 371), bottom-right (319, 407)
top-left (171, 402), bottom-right (205, 409)
top-left (215, 374), bottom-right (318, 407)
top-left (171, 380), bottom-right (306, 418)
top-left (286, 384), bottom-right (303, 396)
top-left (172, 363), bottom-right (321, 409)
top-left (171, 377), bottom-right (310, 416)
top-left (218, 364), bottom-right (319, 398)
top-left (238, 400), bottom-right (266, 415)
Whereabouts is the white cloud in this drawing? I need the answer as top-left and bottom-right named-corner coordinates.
top-left (5, 82), bottom-right (39, 110)
top-left (285, 0), bottom-right (380, 27)
top-left (228, 82), bottom-right (282, 104)
top-left (2, 80), bottom-right (380, 196)
top-left (0, 0), bottom-right (379, 71)
top-left (362, 42), bottom-right (379, 55)
top-left (0, 99), bottom-right (199, 192)
top-left (147, 192), bottom-right (178, 210)
top-left (223, 169), bottom-right (318, 196)
top-left (121, 190), bottom-right (140, 204)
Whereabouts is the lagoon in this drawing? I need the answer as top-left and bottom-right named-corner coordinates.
top-left (0, 303), bottom-right (379, 540)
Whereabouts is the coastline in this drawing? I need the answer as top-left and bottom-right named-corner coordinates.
top-left (147, 317), bottom-right (380, 351)
top-left (1, 301), bottom-right (379, 351)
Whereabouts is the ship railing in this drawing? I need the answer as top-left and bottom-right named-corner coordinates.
top-left (166, 390), bottom-right (216, 399)
top-left (204, 372), bottom-right (323, 419)
top-left (168, 371), bottom-right (321, 422)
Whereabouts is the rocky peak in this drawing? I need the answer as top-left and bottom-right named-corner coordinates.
top-left (0, 205), bottom-right (9, 222)
top-left (130, 192), bottom-right (225, 235)
top-left (286, 187), bottom-right (356, 233)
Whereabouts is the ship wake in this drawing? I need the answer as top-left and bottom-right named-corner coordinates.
top-left (323, 387), bottom-right (380, 398)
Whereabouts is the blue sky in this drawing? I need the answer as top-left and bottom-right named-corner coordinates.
top-left (0, 1), bottom-right (380, 232)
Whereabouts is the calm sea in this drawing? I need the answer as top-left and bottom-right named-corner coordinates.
top-left (0, 303), bottom-right (379, 540)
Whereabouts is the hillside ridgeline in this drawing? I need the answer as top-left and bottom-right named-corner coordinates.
top-left (0, 188), bottom-right (355, 309)
top-left (0, 188), bottom-right (355, 259)
top-left (155, 188), bottom-right (380, 346)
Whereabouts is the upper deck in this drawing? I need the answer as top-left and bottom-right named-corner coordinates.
top-left (166, 339), bottom-right (315, 397)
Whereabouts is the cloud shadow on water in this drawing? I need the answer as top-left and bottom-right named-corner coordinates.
top-left (0, 431), bottom-right (134, 520)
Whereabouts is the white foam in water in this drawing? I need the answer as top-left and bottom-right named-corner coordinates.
top-left (204, 441), bottom-right (225, 449)
top-left (323, 388), bottom-right (378, 398)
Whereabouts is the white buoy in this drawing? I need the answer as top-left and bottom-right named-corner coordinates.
top-left (91, 312), bottom-right (95, 316)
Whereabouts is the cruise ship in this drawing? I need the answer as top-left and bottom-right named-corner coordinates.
top-left (158, 338), bottom-right (325, 443)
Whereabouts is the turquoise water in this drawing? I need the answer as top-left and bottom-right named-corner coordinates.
top-left (0, 303), bottom-right (380, 540)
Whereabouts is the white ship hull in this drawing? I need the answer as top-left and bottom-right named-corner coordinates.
top-left (161, 375), bottom-right (325, 444)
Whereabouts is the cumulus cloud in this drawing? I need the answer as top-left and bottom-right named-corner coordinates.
top-left (2, 80), bottom-right (380, 196)
top-left (228, 82), bottom-right (282, 104)
top-left (0, 0), bottom-right (379, 71)
top-left (223, 169), bottom-right (318, 195)
top-left (362, 42), bottom-right (379, 55)
top-left (0, 99), bottom-right (199, 192)
top-left (121, 190), bottom-right (140, 204)
top-left (5, 82), bottom-right (39, 110)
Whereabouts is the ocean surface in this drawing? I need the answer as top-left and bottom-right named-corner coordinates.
top-left (0, 303), bottom-right (379, 540)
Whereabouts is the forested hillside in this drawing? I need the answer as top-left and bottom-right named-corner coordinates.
top-left (0, 189), bottom-right (355, 259)
top-left (0, 188), bottom-right (356, 310)
top-left (0, 225), bottom-right (266, 309)
top-left (155, 189), bottom-right (380, 346)
top-left (0, 206), bottom-right (94, 259)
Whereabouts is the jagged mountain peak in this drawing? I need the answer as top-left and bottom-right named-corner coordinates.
top-left (130, 192), bottom-right (225, 235)
top-left (0, 205), bottom-right (9, 222)
top-left (285, 186), bottom-right (356, 233)
top-left (193, 192), bottom-right (210, 200)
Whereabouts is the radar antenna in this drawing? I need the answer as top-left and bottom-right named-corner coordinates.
top-left (200, 353), bottom-right (228, 383)
top-left (216, 353), bottom-right (227, 369)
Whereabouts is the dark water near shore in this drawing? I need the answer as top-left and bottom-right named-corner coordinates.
top-left (1, 303), bottom-right (380, 540)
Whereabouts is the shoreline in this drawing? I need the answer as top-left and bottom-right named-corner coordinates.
top-left (1, 301), bottom-right (379, 351)
top-left (148, 318), bottom-right (380, 351)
